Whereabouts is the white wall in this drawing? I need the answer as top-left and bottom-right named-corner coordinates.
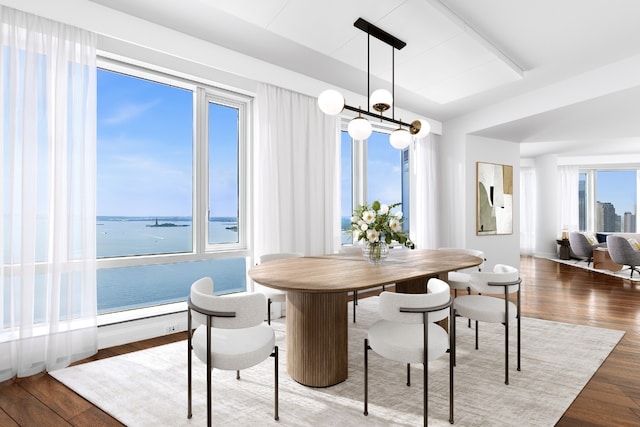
top-left (534, 155), bottom-right (559, 258)
top-left (438, 126), bottom-right (521, 271)
top-left (466, 136), bottom-right (521, 270)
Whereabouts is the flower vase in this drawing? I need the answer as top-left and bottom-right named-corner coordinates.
top-left (363, 241), bottom-right (389, 264)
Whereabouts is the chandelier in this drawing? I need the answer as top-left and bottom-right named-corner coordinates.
top-left (318, 18), bottom-right (430, 149)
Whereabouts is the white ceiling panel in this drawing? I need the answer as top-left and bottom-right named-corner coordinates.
top-left (423, 58), bottom-right (522, 104)
top-left (199, 0), bottom-right (289, 28)
top-left (87, 0), bottom-right (640, 157)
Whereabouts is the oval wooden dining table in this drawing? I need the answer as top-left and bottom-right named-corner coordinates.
top-left (248, 248), bottom-right (482, 387)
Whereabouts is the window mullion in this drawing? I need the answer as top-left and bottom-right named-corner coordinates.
top-left (194, 87), bottom-right (208, 254)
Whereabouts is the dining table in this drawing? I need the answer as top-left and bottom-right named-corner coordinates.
top-left (248, 248), bottom-right (483, 387)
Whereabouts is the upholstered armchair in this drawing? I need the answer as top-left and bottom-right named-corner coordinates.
top-left (606, 235), bottom-right (640, 278)
top-left (568, 232), bottom-right (605, 267)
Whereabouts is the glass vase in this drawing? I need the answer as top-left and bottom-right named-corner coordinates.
top-left (363, 241), bottom-right (389, 264)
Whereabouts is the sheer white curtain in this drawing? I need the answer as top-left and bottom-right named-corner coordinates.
top-left (410, 133), bottom-right (440, 249)
top-left (0, 7), bottom-right (97, 381)
top-left (520, 167), bottom-right (537, 255)
top-left (558, 165), bottom-right (580, 233)
top-left (254, 83), bottom-right (340, 258)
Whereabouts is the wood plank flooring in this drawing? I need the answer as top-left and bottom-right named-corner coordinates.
top-left (1, 256), bottom-right (639, 426)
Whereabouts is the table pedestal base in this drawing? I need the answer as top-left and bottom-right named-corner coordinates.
top-left (286, 291), bottom-right (348, 387)
top-left (395, 273), bottom-right (446, 293)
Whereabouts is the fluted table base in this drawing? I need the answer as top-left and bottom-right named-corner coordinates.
top-left (286, 291), bottom-right (348, 387)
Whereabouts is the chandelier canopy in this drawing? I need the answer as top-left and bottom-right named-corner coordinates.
top-left (318, 18), bottom-right (430, 149)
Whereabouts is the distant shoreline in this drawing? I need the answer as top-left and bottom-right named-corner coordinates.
top-left (96, 216), bottom-right (238, 222)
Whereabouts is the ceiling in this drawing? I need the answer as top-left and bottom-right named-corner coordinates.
top-left (89, 0), bottom-right (640, 158)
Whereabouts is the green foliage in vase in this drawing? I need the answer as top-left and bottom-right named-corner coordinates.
top-left (349, 201), bottom-right (413, 248)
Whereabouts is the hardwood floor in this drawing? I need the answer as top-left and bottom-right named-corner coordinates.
top-left (0, 256), bottom-right (639, 426)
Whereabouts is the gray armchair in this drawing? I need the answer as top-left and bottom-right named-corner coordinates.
top-left (568, 232), bottom-right (604, 267)
top-left (606, 235), bottom-right (640, 278)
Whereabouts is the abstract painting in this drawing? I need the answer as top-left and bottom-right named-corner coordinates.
top-left (477, 162), bottom-right (513, 235)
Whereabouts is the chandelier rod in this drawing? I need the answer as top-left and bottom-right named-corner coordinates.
top-left (343, 104), bottom-right (410, 128)
top-left (392, 45), bottom-right (395, 121)
top-left (367, 33), bottom-right (370, 114)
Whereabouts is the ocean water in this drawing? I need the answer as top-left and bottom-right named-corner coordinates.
top-left (97, 217), bottom-right (246, 314)
top-left (97, 216), bottom-right (355, 314)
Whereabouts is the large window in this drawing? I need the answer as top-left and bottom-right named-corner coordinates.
top-left (579, 169), bottom-right (638, 232)
top-left (341, 128), bottom-right (408, 244)
top-left (96, 63), bottom-right (249, 314)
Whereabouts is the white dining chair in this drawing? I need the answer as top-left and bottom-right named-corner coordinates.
top-left (364, 278), bottom-right (454, 426)
top-left (187, 277), bottom-right (279, 425)
top-left (453, 264), bottom-right (522, 385)
top-left (438, 247), bottom-right (486, 296)
top-left (257, 252), bottom-right (303, 324)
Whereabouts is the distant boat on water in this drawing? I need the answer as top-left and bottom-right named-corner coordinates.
top-left (146, 218), bottom-right (189, 228)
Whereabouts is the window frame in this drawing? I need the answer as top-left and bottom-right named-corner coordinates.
top-left (95, 57), bottom-right (252, 291)
top-left (578, 167), bottom-right (639, 233)
top-left (340, 118), bottom-right (409, 244)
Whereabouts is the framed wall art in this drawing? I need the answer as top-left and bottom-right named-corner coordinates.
top-left (476, 162), bottom-right (513, 235)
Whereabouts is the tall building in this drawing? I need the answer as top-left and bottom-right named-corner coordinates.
top-left (624, 211), bottom-right (637, 232)
top-left (597, 201), bottom-right (619, 232)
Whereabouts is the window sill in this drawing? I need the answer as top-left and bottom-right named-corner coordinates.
top-left (97, 301), bottom-right (187, 327)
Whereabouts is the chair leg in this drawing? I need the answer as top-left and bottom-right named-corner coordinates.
top-left (236, 370), bottom-right (240, 380)
top-left (272, 346), bottom-right (279, 421)
top-left (353, 291), bottom-right (358, 323)
top-left (452, 307), bottom-right (457, 367)
top-left (504, 287), bottom-right (510, 385)
top-left (450, 304), bottom-right (455, 424)
top-left (364, 338), bottom-right (369, 416)
top-left (206, 316), bottom-right (213, 427)
top-left (407, 363), bottom-right (411, 386)
top-left (423, 361), bottom-right (428, 427)
top-left (187, 309), bottom-right (193, 419)
top-left (475, 320), bottom-right (479, 350)
top-left (467, 287), bottom-right (472, 328)
top-left (422, 315), bottom-right (429, 427)
top-left (517, 287), bottom-right (521, 372)
top-left (267, 298), bottom-right (272, 325)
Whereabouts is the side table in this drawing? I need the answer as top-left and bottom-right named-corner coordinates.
top-left (556, 239), bottom-right (571, 260)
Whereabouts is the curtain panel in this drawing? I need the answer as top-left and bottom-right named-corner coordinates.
top-left (254, 83), bottom-right (340, 258)
top-left (520, 167), bottom-right (537, 255)
top-left (0, 6), bottom-right (98, 380)
top-left (411, 133), bottom-right (440, 249)
top-left (558, 165), bottom-right (579, 233)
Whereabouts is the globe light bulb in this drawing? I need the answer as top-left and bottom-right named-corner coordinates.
top-left (347, 116), bottom-right (372, 140)
top-left (369, 89), bottom-right (392, 113)
top-left (317, 89), bottom-right (345, 116)
top-left (389, 128), bottom-right (411, 149)
top-left (411, 119), bottom-right (431, 139)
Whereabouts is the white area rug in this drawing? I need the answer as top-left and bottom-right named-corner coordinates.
top-left (548, 256), bottom-right (640, 282)
top-left (51, 297), bottom-right (624, 426)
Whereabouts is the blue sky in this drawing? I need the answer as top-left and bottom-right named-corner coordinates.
top-left (596, 170), bottom-right (637, 215)
top-left (97, 69), bottom-right (238, 217)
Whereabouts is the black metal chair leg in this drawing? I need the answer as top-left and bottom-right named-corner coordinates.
top-left (273, 346), bottom-right (279, 420)
top-left (267, 298), bottom-right (272, 325)
top-left (364, 338), bottom-right (369, 416)
top-left (504, 287), bottom-right (509, 385)
top-left (407, 363), bottom-right (411, 386)
top-left (187, 309), bottom-right (193, 419)
top-left (353, 291), bottom-right (358, 323)
top-left (475, 320), bottom-right (479, 350)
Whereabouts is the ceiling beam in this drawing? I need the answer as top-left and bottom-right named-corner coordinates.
top-left (425, 0), bottom-right (524, 78)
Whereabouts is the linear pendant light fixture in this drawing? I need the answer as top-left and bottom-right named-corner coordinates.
top-left (318, 18), bottom-right (430, 149)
